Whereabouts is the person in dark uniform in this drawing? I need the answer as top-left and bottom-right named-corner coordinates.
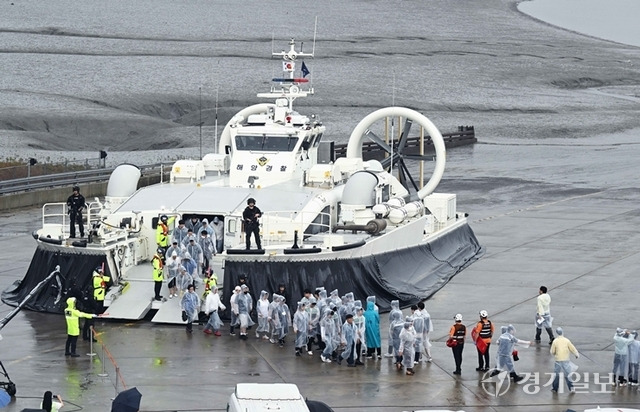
top-left (242, 198), bottom-right (262, 250)
top-left (66, 185), bottom-right (86, 238)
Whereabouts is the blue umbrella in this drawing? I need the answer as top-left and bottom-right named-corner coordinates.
top-left (0, 389), bottom-right (10, 408)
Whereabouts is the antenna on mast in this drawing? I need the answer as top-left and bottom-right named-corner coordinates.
top-left (312, 16), bottom-right (318, 56)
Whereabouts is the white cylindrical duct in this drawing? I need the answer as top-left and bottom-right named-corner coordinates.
top-left (342, 171), bottom-right (378, 206)
top-left (106, 164), bottom-right (141, 198)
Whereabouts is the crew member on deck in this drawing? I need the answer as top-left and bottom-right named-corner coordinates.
top-left (156, 214), bottom-right (175, 258)
top-left (152, 248), bottom-right (165, 301)
top-left (243, 198), bottom-right (262, 250)
top-left (66, 185), bottom-right (86, 238)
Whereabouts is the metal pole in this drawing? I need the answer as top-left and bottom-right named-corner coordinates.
top-left (115, 366), bottom-right (120, 394)
top-left (27, 163), bottom-right (31, 178)
top-left (199, 86), bottom-right (203, 159)
top-left (87, 326), bottom-right (96, 356)
top-left (98, 344), bottom-right (108, 377)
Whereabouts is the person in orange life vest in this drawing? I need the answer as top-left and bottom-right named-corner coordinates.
top-left (472, 310), bottom-right (494, 372)
top-left (449, 313), bottom-right (466, 375)
top-left (152, 248), bottom-right (165, 301)
top-left (156, 214), bottom-right (175, 257)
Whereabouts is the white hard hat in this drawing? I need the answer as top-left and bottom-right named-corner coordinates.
top-left (479, 310), bottom-right (488, 318)
top-left (454, 313), bottom-right (463, 322)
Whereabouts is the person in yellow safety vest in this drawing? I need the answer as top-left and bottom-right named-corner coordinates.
top-left (156, 214), bottom-right (176, 257)
top-left (202, 269), bottom-right (218, 300)
top-left (65, 297), bottom-right (98, 357)
top-left (152, 248), bottom-right (165, 301)
top-left (92, 266), bottom-right (111, 313)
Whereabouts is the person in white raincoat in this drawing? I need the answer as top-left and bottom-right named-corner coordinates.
top-left (203, 286), bottom-right (225, 336)
top-left (181, 284), bottom-right (200, 333)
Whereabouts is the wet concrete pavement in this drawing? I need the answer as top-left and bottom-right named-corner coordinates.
top-left (1, 187), bottom-right (639, 411)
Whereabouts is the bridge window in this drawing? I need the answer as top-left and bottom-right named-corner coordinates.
top-left (235, 135), bottom-right (299, 152)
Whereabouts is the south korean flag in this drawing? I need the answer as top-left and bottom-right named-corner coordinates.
top-left (283, 61), bottom-right (295, 72)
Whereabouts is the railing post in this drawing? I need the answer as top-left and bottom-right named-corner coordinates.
top-left (98, 343), bottom-right (108, 377)
top-left (115, 366), bottom-right (120, 394)
top-left (87, 326), bottom-right (96, 357)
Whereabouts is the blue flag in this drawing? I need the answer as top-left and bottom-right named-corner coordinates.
top-left (301, 61), bottom-right (310, 78)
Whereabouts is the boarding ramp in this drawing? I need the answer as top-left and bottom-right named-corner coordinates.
top-left (103, 264), bottom-right (153, 320)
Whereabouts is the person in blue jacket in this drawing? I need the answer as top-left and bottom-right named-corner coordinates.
top-left (364, 300), bottom-right (382, 359)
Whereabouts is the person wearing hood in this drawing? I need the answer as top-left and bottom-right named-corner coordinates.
top-left (320, 310), bottom-right (337, 363)
top-left (236, 284), bottom-right (255, 340)
top-left (185, 238), bottom-right (203, 274)
top-left (613, 328), bottom-right (635, 386)
top-left (256, 290), bottom-right (271, 339)
top-left (449, 314), bottom-right (466, 375)
top-left (628, 331), bottom-right (640, 386)
top-left (293, 301), bottom-right (310, 356)
top-left (200, 218), bottom-right (214, 237)
top-left (411, 305), bottom-right (425, 365)
top-left (276, 294), bottom-right (292, 347)
top-left (307, 297), bottom-right (321, 353)
top-left (364, 300), bottom-right (382, 359)
top-left (399, 319), bottom-right (417, 375)
top-left (175, 265), bottom-right (193, 299)
top-left (338, 314), bottom-right (358, 367)
top-left (198, 229), bottom-right (217, 277)
top-left (353, 304), bottom-right (366, 363)
top-left (165, 250), bottom-right (181, 299)
top-left (390, 310), bottom-right (405, 370)
top-left (494, 324), bottom-right (530, 382)
top-left (181, 284), bottom-right (200, 333)
top-left (203, 286), bottom-right (226, 336)
top-left (418, 302), bottom-right (434, 362)
top-left (211, 216), bottom-right (224, 253)
top-left (64, 297), bottom-right (99, 357)
top-left (229, 286), bottom-right (241, 336)
top-left (384, 300), bottom-right (403, 358)
top-left (550, 327), bottom-right (579, 393)
top-left (181, 251), bottom-right (197, 278)
top-left (275, 283), bottom-right (291, 313)
top-left (268, 294), bottom-right (282, 344)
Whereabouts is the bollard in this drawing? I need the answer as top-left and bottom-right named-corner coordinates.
top-left (115, 367), bottom-right (120, 394)
top-left (87, 326), bottom-right (96, 357)
top-left (97, 343), bottom-right (108, 377)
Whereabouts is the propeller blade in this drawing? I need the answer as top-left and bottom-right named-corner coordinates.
top-left (396, 119), bottom-right (413, 154)
top-left (380, 154), bottom-right (397, 170)
top-left (364, 129), bottom-right (392, 154)
top-left (399, 158), bottom-right (420, 192)
top-left (403, 154), bottom-right (435, 162)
